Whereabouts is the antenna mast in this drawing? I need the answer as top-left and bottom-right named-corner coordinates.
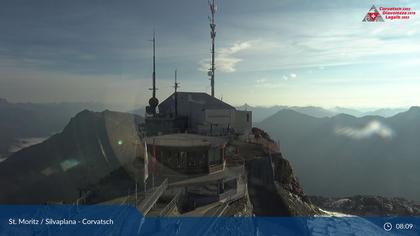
top-left (174, 69), bottom-right (180, 93)
top-left (208, 0), bottom-right (217, 97)
top-left (152, 32), bottom-right (156, 99)
top-left (173, 69), bottom-right (180, 117)
top-left (147, 32), bottom-right (159, 117)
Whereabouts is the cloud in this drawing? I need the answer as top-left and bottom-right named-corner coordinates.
top-left (334, 120), bottom-right (394, 140)
top-left (254, 77), bottom-right (287, 88)
top-left (256, 78), bottom-right (267, 84)
top-left (254, 73), bottom-right (297, 88)
top-left (199, 41), bottom-right (252, 73)
top-left (281, 73), bottom-right (297, 81)
top-left (222, 5), bottom-right (420, 73)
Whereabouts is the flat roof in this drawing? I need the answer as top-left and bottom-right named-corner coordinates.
top-left (145, 133), bottom-right (228, 148)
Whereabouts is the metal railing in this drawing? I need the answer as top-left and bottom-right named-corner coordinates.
top-left (138, 178), bottom-right (168, 215)
top-left (208, 163), bottom-right (224, 173)
top-left (159, 190), bottom-right (182, 216)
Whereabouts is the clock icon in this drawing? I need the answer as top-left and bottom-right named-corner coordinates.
top-left (384, 222), bottom-right (393, 231)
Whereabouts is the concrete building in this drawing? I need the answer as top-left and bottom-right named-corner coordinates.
top-left (147, 92), bottom-right (252, 136)
top-left (143, 133), bottom-right (247, 210)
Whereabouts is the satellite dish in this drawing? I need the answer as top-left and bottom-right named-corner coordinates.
top-left (149, 97), bottom-right (159, 108)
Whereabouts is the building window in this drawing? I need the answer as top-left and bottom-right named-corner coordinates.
top-left (246, 113), bottom-right (250, 122)
top-left (209, 148), bottom-right (222, 165)
top-left (187, 154), bottom-right (196, 168)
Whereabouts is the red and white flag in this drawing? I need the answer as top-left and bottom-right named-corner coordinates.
top-left (144, 141), bottom-right (149, 183)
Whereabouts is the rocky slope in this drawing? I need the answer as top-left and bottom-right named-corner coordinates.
top-left (310, 195), bottom-right (420, 216)
top-left (272, 153), bottom-right (320, 216)
top-left (233, 128), bottom-right (320, 216)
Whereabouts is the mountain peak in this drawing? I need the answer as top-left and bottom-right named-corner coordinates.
top-left (332, 113), bottom-right (356, 120)
top-left (277, 108), bottom-right (305, 115)
top-left (238, 103), bottom-right (254, 109)
top-left (0, 98), bottom-right (8, 105)
top-left (391, 106), bottom-right (420, 120)
top-left (271, 108), bottom-right (315, 119)
top-left (407, 106), bottom-right (420, 113)
top-left (76, 109), bottom-right (97, 116)
top-left (67, 109), bottom-right (102, 126)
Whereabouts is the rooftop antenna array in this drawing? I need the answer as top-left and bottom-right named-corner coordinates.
top-left (146, 32), bottom-right (159, 116)
top-left (208, 0), bottom-right (217, 97)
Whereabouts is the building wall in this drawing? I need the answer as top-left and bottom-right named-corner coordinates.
top-left (232, 110), bottom-right (252, 135)
top-left (199, 109), bottom-right (234, 135)
top-left (145, 117), bottom-right (188, 136)
top-left (160, 94), bottom-right (207, 131)
top-left (158, 93), bottom-right (251, 135)
top-left (201, 109), bottom-right (252, 135)
top-left (205, 109), bottom-right (234, 124)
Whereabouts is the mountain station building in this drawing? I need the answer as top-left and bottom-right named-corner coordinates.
top-left (145, 92), bottom-right (252, 136)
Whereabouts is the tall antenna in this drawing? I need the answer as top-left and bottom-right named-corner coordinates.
top-left (173, 69), bottom-right (180, 117)
top-left (147, 32), bottom-right (159, 116)
top-left (173, 69), bottom-right (180, 93)
top-left (208, 0), bottom-right (217, 97)
top-left (151, 32), bottom-right (157, 98)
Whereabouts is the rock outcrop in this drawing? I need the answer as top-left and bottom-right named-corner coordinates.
top-left (238, 128), bottom-right (320, 216)
top-left (310, 195), bottom-right (420, 216)
top-left (272, 153), bottom-right (320, 216)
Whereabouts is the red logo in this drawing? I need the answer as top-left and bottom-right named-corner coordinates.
top-left (369, 12), bottom-right (379, 21)
top-left (363, 5), bottom-right (384, 22)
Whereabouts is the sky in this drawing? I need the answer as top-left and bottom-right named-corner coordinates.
top-left (0, 0), bottom-right (420, 110)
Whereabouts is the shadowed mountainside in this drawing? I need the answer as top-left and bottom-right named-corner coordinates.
top-left (0, 110), bottom-right (143, 204)
top-left (0, 98), bottom-right (106, 156)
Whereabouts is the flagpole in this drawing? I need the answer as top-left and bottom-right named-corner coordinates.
top-left (144, 140), bottom-right (149, 194)
top-left (134, 140), bottom-right (139, 201)
top-left (135, 179), bottom-right (138, 204)
top-left (144, 175), bottom-right (147, 194)
top-left (152, 138), bottom-right (156, 189)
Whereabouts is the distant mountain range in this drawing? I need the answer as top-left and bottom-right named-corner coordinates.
top-left (0, 98), bottom-right (405, 157)
top-left (0, 110), bottom-right (143, 203)
top-left (256, 107), bottom-right (420, 200)
top-left (237, 104), bottom-right (407, 122)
